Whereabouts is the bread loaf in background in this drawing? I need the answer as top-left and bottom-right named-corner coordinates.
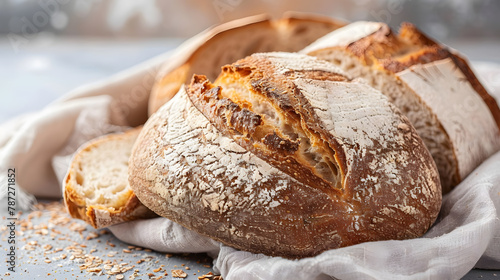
top-left (148, 12), bottom-right (346, 115)
top-left (129, 52), bottom-right (442, 259)
top-left (63, 127), bottom-right (156, 228)
top-left (301, 21), bottom-right (500, 194)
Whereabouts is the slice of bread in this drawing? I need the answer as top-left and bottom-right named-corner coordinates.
top-left (302, 22), bottom-right (500, 194)
top-left (63, 127), bottom-right (156, 228)
top-left (148, 12), bottom-right (346, 115)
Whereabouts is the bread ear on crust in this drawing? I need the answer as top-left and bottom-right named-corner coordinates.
top-left (63, 127), bottom-right (156, 229)
top-left (302, 21), bottom-right (500, 194)
top-left (129, 52), bottom-right (441, 259)
top-left (148, 13), bottom-right (346, 115)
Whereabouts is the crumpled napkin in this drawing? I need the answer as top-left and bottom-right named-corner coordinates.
top-left (1, 50), bottom-right (499, 279)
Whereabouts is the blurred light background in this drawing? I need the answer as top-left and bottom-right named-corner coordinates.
top-left (1, 0), bottom-right (500, 122)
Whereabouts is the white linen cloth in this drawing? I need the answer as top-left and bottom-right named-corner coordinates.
top-left (1, 49), bottom-right (499, 279)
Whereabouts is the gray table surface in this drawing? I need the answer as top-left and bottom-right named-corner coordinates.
top-left (1, 37), bottom-right (500, 279)
top-left (2, 201), bottom-right (215, 279)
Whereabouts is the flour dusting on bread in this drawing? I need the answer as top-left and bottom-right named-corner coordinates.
top-left (129, 52), bottom-right (441, 258)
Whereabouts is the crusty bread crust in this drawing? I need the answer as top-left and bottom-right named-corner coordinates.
top-left (303, 21), bottom-right (500, 193)
top-left (63, 127), bottom-right (156, 229)
top-left (130, 53), bottom-right (441, 259)
top-left (148, 13), bottom-right (346, 115)
top-left (322, 20), bottom-right (500, 128)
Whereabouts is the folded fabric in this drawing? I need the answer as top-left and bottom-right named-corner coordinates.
top-left (0, 50), bottom-right (171, 209)
top-left (1, 54), bottom-right (499, 279)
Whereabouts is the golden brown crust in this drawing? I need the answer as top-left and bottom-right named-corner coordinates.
top-left (280, 11), bottom-right (347, 28)
top-left (187, 74), bottom-right (340, 194)
top-left (342, 22), bottom-right (500, 130)
top-left (149, 63), bottom-right (191, 114)
top-left (148, 13), bottom-right (346, 115)
top-left (64, 174), bottom-right (88, 223)
top-left (343, 23), bottom-right (448, 73)
top-left (130, 53), bottom-right (441, 259)
top-left (63, 127), bottom-right (156, 229)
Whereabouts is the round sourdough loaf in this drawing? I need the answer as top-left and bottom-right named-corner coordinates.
top-left (129, 52), bottom-right (442, 259)
top-left (148, 12), bottom-right (346, 115)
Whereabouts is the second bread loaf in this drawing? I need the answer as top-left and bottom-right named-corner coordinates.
top-left (302, 21), bottom-right (500, 193)
top-left (148, 12), bottom-right (346, 114)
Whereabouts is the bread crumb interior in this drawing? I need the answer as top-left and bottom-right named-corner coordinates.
top-left (74, 135), bottom-right (136, 210)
